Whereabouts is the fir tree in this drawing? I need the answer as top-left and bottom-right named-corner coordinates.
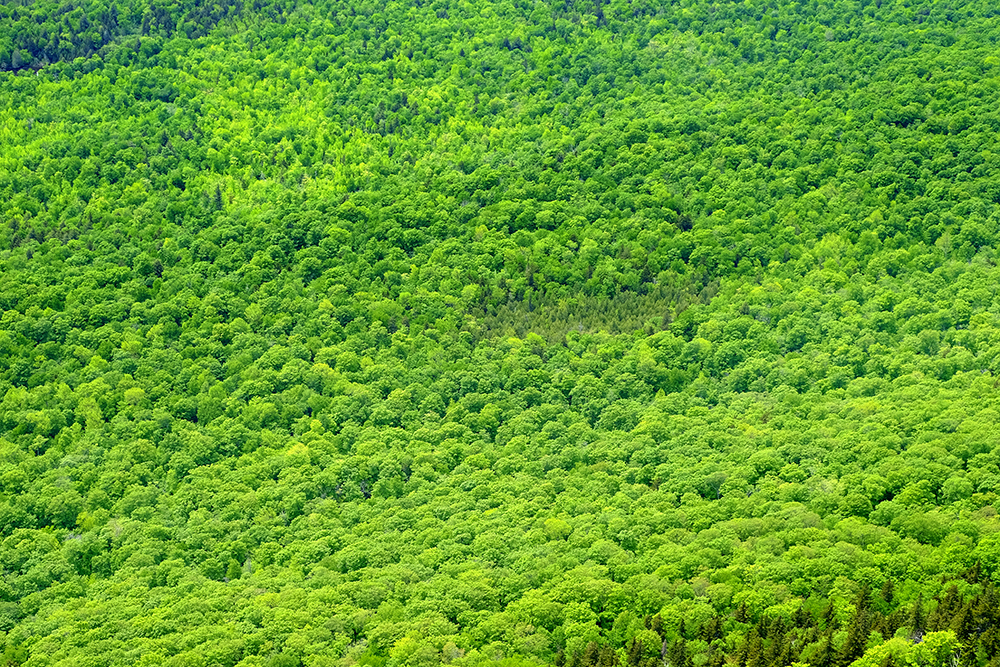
top-left (669, 639), bottom-right (692, 667)
top-left (854, 583), bottom-right (872, 614)
top-left (598, 645), bottom-right (619, 667)
top-left (909, 594), bottom-right (926, 642)
top-left (820, 603), bottom-right (836, 631)
top-left (735, 601), bottom-right (750, 624)
top-left (839, 609), bottom-right (870, 667)
top-left (745, 630), bottom-right (764, 667)
top-left (651, 614), bottom-right (665, 640)
top-left (880, 579), bottom-right (895, 608)
top-left (627, 639), bottom-right (644, 667)
top-left (701, 616), bottom-right (723, 643)
top-left (813, 632), bottom-right (835, 667)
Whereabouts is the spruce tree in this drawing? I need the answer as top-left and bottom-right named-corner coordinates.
top-left (839, 609), bottom-right (869, 667)
top-left (745, 630), bottom-right (764, 667)
top-left (735, 601), bottom-right (750, 624)
top-left (909, 594), bottom-right (926, 641)
top-left (880, 579), bottom-right (895, 607)
top-left (598, 645), bottom-right (619, 667)
top-left (627, 639), bottom-right (643, 667)
top-left (814, 632), bottom-right (835, 667)
top-left (651, 614), bottom-right (665, 640)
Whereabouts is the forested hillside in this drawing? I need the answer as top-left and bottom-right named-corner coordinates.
top-left (2, 0), bottom-right (1000, 665)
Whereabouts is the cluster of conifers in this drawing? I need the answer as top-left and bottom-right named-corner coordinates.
top-left (562, 569), bottom-right (999, 667)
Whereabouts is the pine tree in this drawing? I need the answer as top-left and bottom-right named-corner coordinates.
top-left (793, 606), bottom-right (812, 629)
top-left (854, 583), bottom-right (872, 614)
top-left (701, 616), bottom-right (723, 642)
top-left (598, 645), bottom-right (619, 667)
top-left (755, 617), bottom-right (769, 641)
top-left (627, 639), bottom-right (643, 667)
top-left (814, 631), bottom-right (835, 667)
top-left (820, 603), bottom-right (836, 631)
top-left (776, 636), bottom-right (794, 667)
top-left (881, 579), bottom-right (895, 607)
top-left (669, 639), bottom-right (691, 667)
top-left (953, 604), bottom-right (975, 643)
top-left (768, 617), bottom-right (786, 640)
top-left (735, 637), bottom-right (749, 667)
top-left (651, 614), bottom-right (665, 640)
top-left (839, 609), bottom-right (869, 667)
top-left (932, 585), bottom-right (961, 631)
top-left (980, 584), bottom-right (1000, 627)
top-left (909, 594), bottom-right (926, 641)
top-left (745, 630), bottom-right (764, 667)
top-left (764, 632), bottom-right (782, 666)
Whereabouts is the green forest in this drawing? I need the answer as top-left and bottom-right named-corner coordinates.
top-left (2, 0), bottom-right (1000, 665)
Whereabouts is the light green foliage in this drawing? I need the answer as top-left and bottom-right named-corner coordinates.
top-left (850, 632), bottom-right (961, 667)
top-left (1, 0), bottom-right (1000, 666)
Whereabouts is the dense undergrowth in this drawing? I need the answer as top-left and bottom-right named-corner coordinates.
top-left (2, 0), bottom-right (1000, 665)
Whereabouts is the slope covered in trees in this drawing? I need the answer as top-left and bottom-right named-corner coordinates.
top-left (2, 0), bottom-right (1000, 665)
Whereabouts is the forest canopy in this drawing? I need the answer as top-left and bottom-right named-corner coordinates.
top-left (1, 0), bottom-right (1000, 666)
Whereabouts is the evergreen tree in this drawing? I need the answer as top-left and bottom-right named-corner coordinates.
top-left (855, 583), bottom-right (872, 614)
top-left (839, 609), bottom-right (870, 667)
top-left (745, 630), bottom-right (764, 667)
top-left (598, 646), bottom-right (619, 667)
top-left (651, 614), bottom-right (665, 640)
top-left (820, 604), bottom-right (837, 631)
top-left (931, 585), bottom-right (961, 632)
top-left (627, 640), bottom-right (644, 667)
top-left (814, 632), bottom-right (835, 667)
top-left (669, 639), bottom-right (692, 667)
top-left (909, 594), bottom-right (926, 642)
top-left (701, 616), bottom-right (723, 643)
top-left (880, 579), bottom-right (895, 608)
top-left (735, 602), bottom-right (750, 624)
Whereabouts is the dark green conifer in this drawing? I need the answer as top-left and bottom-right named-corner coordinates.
top-left (598, 645), bottom-right (619, 667)
top-left (880, 579), bottom-right (894, 607)
top-left (793, 606), bottom-right (812, 629)
top-left (701, 616), bottom-right (723, 642)
top-left (745, 630), bottom-right (764, 667)
top-left (909, 594), bottom-right (926, 641)
top-left (820, 604), bottom-right (836, 631)
top-left (735, 601), bottom-right (750, 624)
top-left (627, 639), bottom-right (643, 667)
top-left (839, 609), bottom-right (869, 667)
top-left (651, 614), bottom-right (665, 640)
top-left (814, 632), bottom-right (835, 667)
